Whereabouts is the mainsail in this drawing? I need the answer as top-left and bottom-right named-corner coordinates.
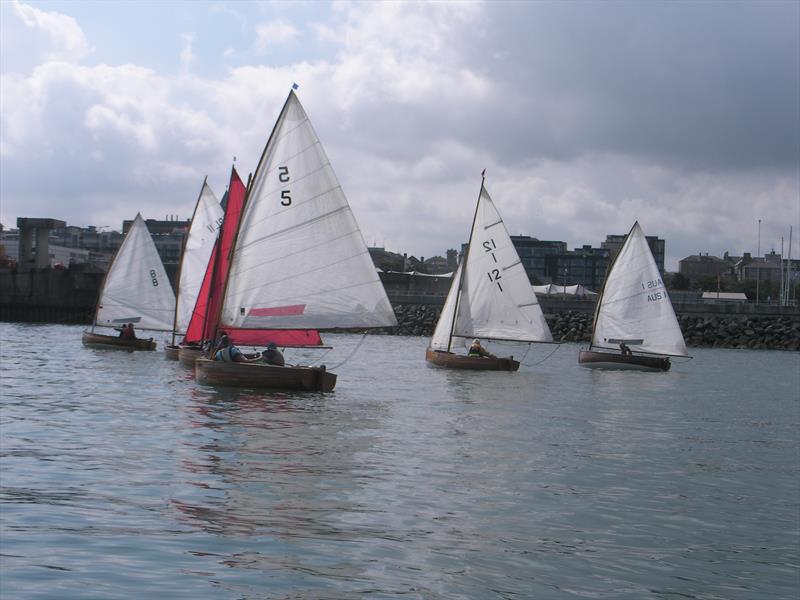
top-left (95, 213), bottom-right (175, 332)
top-left (591, 222), bottom-right (687, 357)
top-left (430, 181), bottom-right (552, 350)
top-left (218, 90), bottom-right (397, 335)
top-left (174, 179), bottom-right (223, 336)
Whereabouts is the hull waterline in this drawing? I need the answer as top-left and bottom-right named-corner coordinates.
top-left (82, 331), bottom-right (156, 351)
top-left (195, 358), bottom-right (336, 392)
top-left (425, 348), bottom-right (520, 371)
top-left (578, 349), bottom-right (671, 372)
top-left (178, 345), bottom-right (204, 368)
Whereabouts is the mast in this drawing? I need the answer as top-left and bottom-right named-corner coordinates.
top-left (447, 173), bottom-right (485, 352)
top-left (210, 91), bottom-right (295, 344)
top-left (587, 221), bottom-right (637, 350)
top-left (169, 176), bottom-right (207, 346)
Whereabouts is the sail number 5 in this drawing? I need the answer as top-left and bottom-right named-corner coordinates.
top-left (279, 166), bottom-right (291, 206)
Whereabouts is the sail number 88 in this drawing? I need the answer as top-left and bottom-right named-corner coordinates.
top-left (149, 269), bottom-right (159, 287)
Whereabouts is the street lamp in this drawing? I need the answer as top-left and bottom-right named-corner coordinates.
top-left (756, 219), bottom-right (761, 305)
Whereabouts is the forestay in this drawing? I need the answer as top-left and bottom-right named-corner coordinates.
top-left (592, 222), bottom-right (687, 357)
top-left (175, 182), bottom-right (223, 334)
top-left (432, 184), bottom-right (552, 350)
top-left (220, 90), bottom-right (397, 331)
top-left (95, 213), bottom-right (175, 331)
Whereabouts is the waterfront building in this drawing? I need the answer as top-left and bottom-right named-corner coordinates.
top-left (678, 253), bottom-right (736, 284)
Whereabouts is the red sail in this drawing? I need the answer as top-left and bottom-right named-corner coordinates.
top-left (183, 167), bottom-right (322, 347)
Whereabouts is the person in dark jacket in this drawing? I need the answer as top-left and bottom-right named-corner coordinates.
top-left (262, 342), bottom-right (285, 366)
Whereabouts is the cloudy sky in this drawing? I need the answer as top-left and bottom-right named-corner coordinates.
top-left (1, 0), bottom-right (798, 270)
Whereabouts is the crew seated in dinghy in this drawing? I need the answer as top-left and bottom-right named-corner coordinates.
top-left (468, 339), bottom-right (496, 359)
top-left (213, 335), bottom-right (258, 363)
top-left (261, 342), bottom-right (285, 366)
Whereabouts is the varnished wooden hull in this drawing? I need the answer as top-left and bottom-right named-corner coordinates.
top-left (195, 358), bottom-right (336, 392)
top-left (425, 348), bottom-right (520, 371)
top-left (82, 330), bottom-right (156, 351)
top-left (164, 345), bottom-right (179, 360)
top-left (578, 350), bottom-right (671, 372)
top-left (178, 345), bottom-right (204, 368)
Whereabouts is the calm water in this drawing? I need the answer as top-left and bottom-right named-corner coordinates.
top-left (1, 322), bottom-right (798, 599)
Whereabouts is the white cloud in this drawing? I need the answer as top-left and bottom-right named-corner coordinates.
top-left (9, 0), bottom-right (92, 64)
top-left (255, 19), bottom-right (299, 50)
top-left (180, 33), bottom-right (196, 75)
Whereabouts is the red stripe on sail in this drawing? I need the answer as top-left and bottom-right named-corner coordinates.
top-left (248, 304), bottom-right (306, 317)
top-left (225, 328), bottom-right (323, 347)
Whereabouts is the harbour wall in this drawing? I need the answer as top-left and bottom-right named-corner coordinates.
top-left (1, 268), bottom-right (798, 350)
top-left (388, 304), bottom-right (800, 351)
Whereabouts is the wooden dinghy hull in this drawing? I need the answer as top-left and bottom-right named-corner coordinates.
top-left (178, 345), bottom-right (204, 368)
top-left (578, 350), bottom-right (670, 372)
top-left (81, 331), bottom-right (156, 351)
top-left (164, 345), bottom-right (179, 360)
top-left (425, 348), bottom-right (520, 371)
top-left (195, 358), bottom-right (337, 392)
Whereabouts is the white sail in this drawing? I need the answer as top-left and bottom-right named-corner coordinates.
top-left (592, 222), bottom-right (687, 356)
top-left (175, 181), bottom-right (223, 334)
top-left (429, 183), bottom-right (552, 350)
top-left (453, 185), bottom-right (552, 343)
top-left (220, 90), bottom-right (397, 331)
top-left (430, 262), bottom-right (462, 350)
top-left (95, 213), bottom-right (175, 332)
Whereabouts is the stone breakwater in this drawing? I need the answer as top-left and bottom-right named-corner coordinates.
top-left (384, 305), bottom-right (800, 351)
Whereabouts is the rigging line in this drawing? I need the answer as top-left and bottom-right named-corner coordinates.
top-left (520, 342), bottom-right (562, 367)
top-left (326, 332), bottom-right (369, 371)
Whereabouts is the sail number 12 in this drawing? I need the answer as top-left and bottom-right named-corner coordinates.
top-left (483, 238), bottom-right (503, 292)
top-left (279, 166), bottom-right (291, 206)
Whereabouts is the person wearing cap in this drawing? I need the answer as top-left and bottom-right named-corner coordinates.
top-left (261, 341), bottom-right (285, 366)
top-left (467, 339), bottom-right (494, 358)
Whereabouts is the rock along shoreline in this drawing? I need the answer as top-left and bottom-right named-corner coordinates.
top-left (377, 305), bottom-right (800, 351)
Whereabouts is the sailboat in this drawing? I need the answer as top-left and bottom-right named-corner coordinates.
top-left (177, 166), bottom-right (253, 368)
top-left (194, 89), bottom-right (397, 391)
top-left (426, 176), bottom-right (553, 370)
top-left (82, 213), bottom-right (176, 350)
top-left (578, 221), bottom-right (688, 371)
top-left (164, 179), bottom-right (223, 359)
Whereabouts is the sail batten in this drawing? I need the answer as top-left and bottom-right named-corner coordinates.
top-left (591, 222), bottom-right (687, 357)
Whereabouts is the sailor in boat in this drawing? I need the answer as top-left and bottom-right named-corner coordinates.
top-left (619, 341), bottom-right (632, 356)
top-left (261, 342), bottom-right (285, 366)
top-left (213, 335), bottom-right (258, 363)
top-left (468, 339), bottom-right (496, 359)
top-left (116, 323), bottom-right (137, 339)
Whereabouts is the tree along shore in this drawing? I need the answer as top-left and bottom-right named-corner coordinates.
top-left (380, 305), bottom-right (800, 351)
